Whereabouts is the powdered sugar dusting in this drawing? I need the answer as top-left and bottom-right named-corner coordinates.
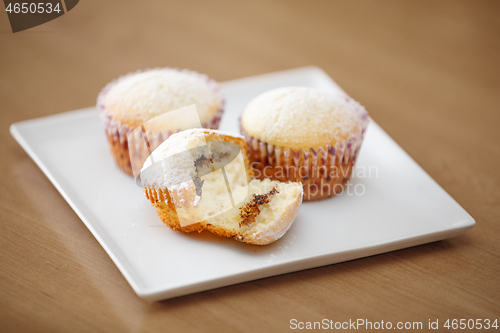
top-left (241, 87), bottom-right (369, 150)
top-left (170, 182), bottom-right (190, 191)
top-left (101, 68), bottom-right (224, 128)
top-left (140, 130), bottom-right (205, 189)
top-left (140, 128), bottom-right (244, 189)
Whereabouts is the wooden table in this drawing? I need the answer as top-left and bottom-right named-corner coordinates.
top-left (1, 1), bottom-right (499, 331)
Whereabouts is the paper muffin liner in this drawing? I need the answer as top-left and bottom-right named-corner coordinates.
top-left (240, 120), bottom-right (368, 201)
top-left (96, 67), bottom-right (225, 177)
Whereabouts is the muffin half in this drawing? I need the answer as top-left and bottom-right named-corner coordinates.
top-left (141, 129), bottom-right (303, 245)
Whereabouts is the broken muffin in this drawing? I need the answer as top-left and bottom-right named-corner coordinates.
top-left (141, 128), bottom-right (303, 245)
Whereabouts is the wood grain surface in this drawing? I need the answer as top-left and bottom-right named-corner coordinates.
top-left (1, 1), bottom-right (499, 332)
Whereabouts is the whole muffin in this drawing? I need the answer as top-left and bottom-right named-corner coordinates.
top-left (97, 68), bottom-right (224, 177)
top-left (240, 87), bottom-right (369, 201)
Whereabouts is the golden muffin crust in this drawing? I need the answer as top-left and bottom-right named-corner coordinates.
top-left (241, 87), bottom-right (368, 151)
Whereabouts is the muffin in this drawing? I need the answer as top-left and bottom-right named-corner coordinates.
top-left (141, 128), bottom-right (303, 245)
top-left (97, 68), bottom-right (224, 177)
top-left (240, 87), bottom-right (369, 201)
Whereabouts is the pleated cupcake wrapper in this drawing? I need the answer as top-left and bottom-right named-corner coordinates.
top-left (96, 67), bottom-right (225, 176)
top-left (240, 125), bottom-right (367, 183)
top-left (98, 106), bottom-right (224, 146)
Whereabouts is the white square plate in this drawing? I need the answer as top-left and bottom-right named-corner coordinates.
top-left (10, 67), bottom-right (475, 301)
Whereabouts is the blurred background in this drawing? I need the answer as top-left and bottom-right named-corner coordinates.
top-left (1, 1), bottom-right (499, 332)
